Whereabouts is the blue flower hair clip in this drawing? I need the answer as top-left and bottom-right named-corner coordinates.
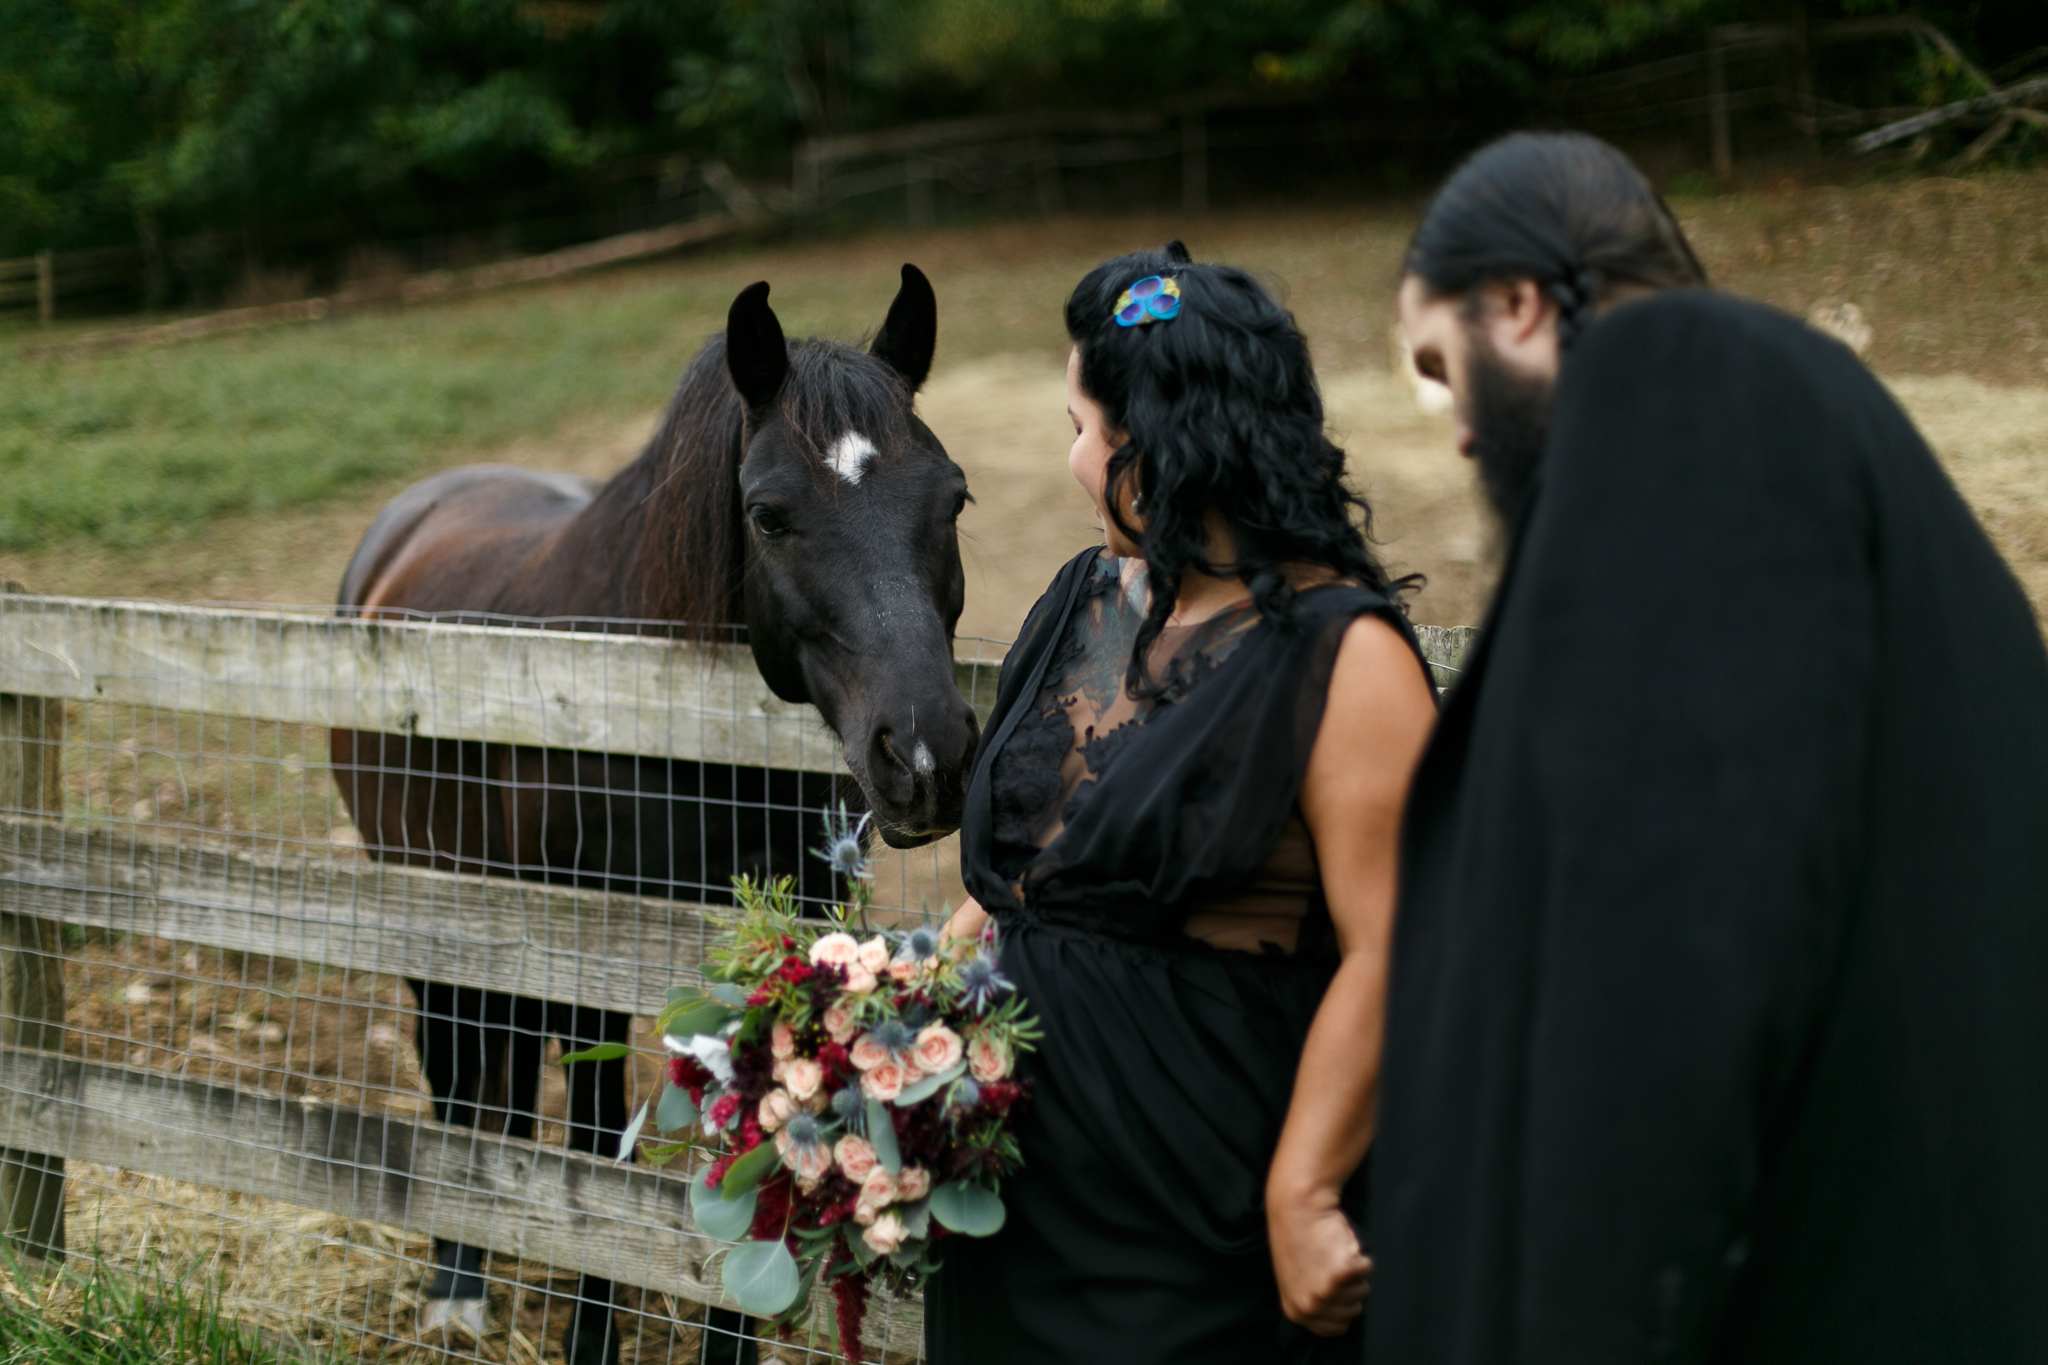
top-left (1114, 275), bottom-right (1182, 327)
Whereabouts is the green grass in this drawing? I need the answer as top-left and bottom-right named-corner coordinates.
top-left (0, 249), bottom-right (921, 554)
top-left (0, 1252), bottom-right (291, 1365)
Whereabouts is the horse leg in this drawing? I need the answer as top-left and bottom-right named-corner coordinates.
top-left (410, 980), bottom-right (509, 1337)
top-left (552, 1000), bottom-right (633, 1365)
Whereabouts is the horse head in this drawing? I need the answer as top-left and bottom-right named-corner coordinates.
top-left (723, 266), bottom-right (977, 848)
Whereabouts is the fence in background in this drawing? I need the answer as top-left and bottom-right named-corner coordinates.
top-left (0, 591), bottom-right (1473, 1363)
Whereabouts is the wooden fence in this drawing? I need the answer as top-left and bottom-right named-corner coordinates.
top-left (0, 593), bottom-right (1474, 1359)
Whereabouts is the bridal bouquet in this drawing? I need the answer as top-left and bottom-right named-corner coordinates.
top-left (619, 810), bottom-right (1035, 1361)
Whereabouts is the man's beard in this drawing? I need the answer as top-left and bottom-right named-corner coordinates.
top-left (1466, 340), bottom-right (1554, 534)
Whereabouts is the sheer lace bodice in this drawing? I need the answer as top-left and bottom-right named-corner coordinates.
top-left (977, 551), bottom-right (1387, 956)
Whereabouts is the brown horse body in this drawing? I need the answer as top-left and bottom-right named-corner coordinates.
top-left (331, 269), bottom-right (975, 1365)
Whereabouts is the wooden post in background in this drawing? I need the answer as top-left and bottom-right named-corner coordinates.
top-left (1182, 109), bottom-right (1208, 216)
top-left (0, 582), bottom-right (66, 1260)
top-left (33, 252), bottom-right (53, 327)
top-left (1708, 33), bottom-right (1734, 181)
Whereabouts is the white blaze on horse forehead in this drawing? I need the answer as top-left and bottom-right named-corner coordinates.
top-left (824, 431), bottom-right (878, 484)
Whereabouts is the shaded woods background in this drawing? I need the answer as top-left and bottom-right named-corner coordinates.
top-left (7, 0), bottom-right (2048, 310)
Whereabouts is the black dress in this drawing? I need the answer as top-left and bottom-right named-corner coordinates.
top-left (926, 550), bottom-right (1426, 1365)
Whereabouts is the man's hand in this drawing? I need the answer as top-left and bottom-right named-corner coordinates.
top-left (1268, 1188), bottom-right (1371, 1336)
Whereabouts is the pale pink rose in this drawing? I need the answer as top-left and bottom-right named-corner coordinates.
top-left (895, 1165), bottom-right (931, 1202)
top-left (968, 1034), bottom-right (1012, 1083)
top-left (849, 1034), bottom-right (890, 1071)
top-left (861, 1210), bottom-right (906, 1255)
top-left (809, 932), bottom-right (860, 967)
top-left (854, 1162), bottom-right (899, 1225)
top-left (860, 1165), bottom-right (898, 1206)
top-left (770, 1021), bottom-right (796, 1060)
top-left (888, 961), bottom-right (918, 982)
top-left (860, 1060), bottom-right (906, 1102)
top-left (843, 964), bottom-right (878, 995)
top-left (782, 1057), bottom-right (824, 1103)
top-left (776, 1129), bottom-right (835, 1184)
top-left (856, 936), bottom-right (891, 975)
top-left (834, 1134), bottom-right (878, 1184)
top-left (770, 1057), bottom-right (788, 1084)
top-left (912, 1023), bottom-right (963, 1076)
top-left (757, 1089), bottom-right (796, 1133)
top-left (823, 999), bottom-right (858, 1044)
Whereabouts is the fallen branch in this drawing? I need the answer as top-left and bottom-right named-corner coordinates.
top-left (1851, 73), bottom-right (2048, 152)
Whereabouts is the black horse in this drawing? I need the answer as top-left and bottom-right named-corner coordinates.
top-left (330, 267), bottom-right (977, 1364)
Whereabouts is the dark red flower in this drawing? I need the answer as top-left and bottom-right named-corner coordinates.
top-left (832, 1267), bottom-right (871, 1365)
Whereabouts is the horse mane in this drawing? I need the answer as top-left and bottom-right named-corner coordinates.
top-left (608, 331), bottom-right (917, 634)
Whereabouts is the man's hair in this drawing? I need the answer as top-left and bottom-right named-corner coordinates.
top-left (1404, 132), bottom-right (1707, 347)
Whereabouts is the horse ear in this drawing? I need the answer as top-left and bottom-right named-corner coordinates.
top-left (870, 263), bottom-right (936, 392)
top-left (726, 280), bottom-right (789, 414)
top-left (1163, 240), bottom-right (1192, 264)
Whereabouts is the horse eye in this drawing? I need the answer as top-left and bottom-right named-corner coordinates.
top-left (749, 505), bottom-right (791, 539)
top-left (951, 491), bottom-right (968, 520)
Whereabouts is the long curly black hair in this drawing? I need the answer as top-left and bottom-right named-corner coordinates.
top-left (1065, 242), bottom-right (1401, 697)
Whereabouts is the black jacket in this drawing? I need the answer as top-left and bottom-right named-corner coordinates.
top-left (1369, 290), bottom-right (2048, 1363)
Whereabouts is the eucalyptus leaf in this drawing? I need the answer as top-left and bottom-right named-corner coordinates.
top-left (614, 1099), bottom-right (650, 1161)
top-left (897, 1197), bottom-right (930, 1241)
top-left (864, 1097), bottom-right (901, 1175)
top-left (721, 1240), bottom-right (801, 1316)
top-left (666, 984), bottom-right (696, 1005)
top-left (656, 1081), bottom-right (699, 1132)
top-left (930, 1180), bottom-right (1006, 1237)
top-left (662, 998), bottom-right (734, 1042)
top-left (560, 1041), bottom-right (631, 1064)
top-left (844, 1222), bottom-right (877, 1269)
top-left (707, 982), bottom-right (751, 1008)
top-left (892, 1060), bottom-right (965, 1106)
top-left (719, 1138), bottom-right (783, 1196)
top-left (690, 1166), bottom-right (758, 1243)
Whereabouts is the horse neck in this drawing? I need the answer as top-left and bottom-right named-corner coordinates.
top-left (553, 394), bottom-right (746, 634)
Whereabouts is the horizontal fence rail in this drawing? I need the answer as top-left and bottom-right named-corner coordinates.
top-left (0, 594), bottom-right (1476, 1363)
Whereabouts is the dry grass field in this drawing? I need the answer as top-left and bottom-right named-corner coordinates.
top-left (8, 173), bottom-right (2048, 638)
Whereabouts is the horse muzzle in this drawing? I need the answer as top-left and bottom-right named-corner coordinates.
top-left (849, 694), bottom-right (979, 849)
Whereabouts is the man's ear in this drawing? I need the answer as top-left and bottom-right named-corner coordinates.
top-left (1486, 279), bottom-right (1564, 381)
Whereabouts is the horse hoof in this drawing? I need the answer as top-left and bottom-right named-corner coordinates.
top-left (420, 1297), bottom-right (490, 1339)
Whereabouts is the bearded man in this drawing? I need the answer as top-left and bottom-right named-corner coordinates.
top-left (1373, 132), bottom-right (2048, 1363)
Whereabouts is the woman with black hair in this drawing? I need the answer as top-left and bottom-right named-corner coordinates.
top-left (928, 247), bottom-right (1437, 1362)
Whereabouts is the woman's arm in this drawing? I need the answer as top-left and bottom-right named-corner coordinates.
top-left (1268, 615), bottom-right (1437, 1335)
top-left (943, 896), bottom-right (990, 948)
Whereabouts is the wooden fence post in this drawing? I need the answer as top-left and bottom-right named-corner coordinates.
top-left (906, 157), bottom-right (935, 230)
top-left (33, 252), bottom-right (53, 327)
top-left (1708, 33), bottom-right (1734, 181)
top-left (0, 582), bottom-right (66, 1260)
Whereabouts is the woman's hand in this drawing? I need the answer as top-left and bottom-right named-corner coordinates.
top-left (1268, 1181), bottom-right (1371, 1335)
top-left (942, 897), bottom-right (989, 952)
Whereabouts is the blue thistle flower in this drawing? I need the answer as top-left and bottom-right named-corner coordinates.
top-left (831, 1084), bottom-right (867, 1134)
top-left (958, 953), bottom-right (1014, 1014)
top-left (866, 1017), bottom-right (916, 1061)
top-left (950, 1076), bottom-right (982, 1111)
top-left (894, 926), bottom-right (941, 964)
top-left (812, 803), bottom-right (874, 881)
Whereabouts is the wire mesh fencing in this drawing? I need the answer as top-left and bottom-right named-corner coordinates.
top-left (0, 591), bottom-right (1473, 1364)
top-left (0, 592), bottom-right (1038, 1364)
